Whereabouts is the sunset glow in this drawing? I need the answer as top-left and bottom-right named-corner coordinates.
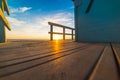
top-left (6, 0), bottom-right (74, 40)
top-left (54, 35), bottom-right (61, 40)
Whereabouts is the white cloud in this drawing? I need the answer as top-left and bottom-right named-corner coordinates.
top-left (19, 7), bottom-right (32, 12)
top-left (6, 12), bottom-right (74, 39)
top-left (36, 12), bottom-right (74, 27)
top-left (10, 7), bottom-right (32, 13)
top-left (6, 17), bottom-right (25, 26)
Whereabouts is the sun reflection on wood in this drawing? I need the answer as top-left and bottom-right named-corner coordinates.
top-left (52, 40), bottom-right (63, 64)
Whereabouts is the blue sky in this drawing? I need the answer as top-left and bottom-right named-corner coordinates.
top-left (6, 0), bottom-right (74, 39)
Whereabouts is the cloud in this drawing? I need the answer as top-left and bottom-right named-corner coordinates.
top-left (6, 12), bottom-right (74, 39)
top-left (10, 7), bottom-right (32, 13)
top-left (19, 7), bottom-right (32, 12)
top-left (6, 17), bottom-right (25, 26)
top-left (36, 12), bottom-right (74, 27)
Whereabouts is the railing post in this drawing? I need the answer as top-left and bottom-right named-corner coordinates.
top-left (50, 25), bottom-right (53, 40)
top-left (72, 29), bottom-right (74, 40)
top-left (63, 27), bottom-right (65, 40)
top-left (48, 22), bottom-right (75, 40)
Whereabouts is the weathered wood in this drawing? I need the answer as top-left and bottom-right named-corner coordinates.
top-left (48, 22), bottom-right (75, 40)
top-left (72, 29), bottom-right (74, 40)
top-left (112, 44), bottom-right (120, 58)
top-left (63, 27), bottom-right (65, 40)
top-left (0, 41), bottom-right (103, 80)
top-left (88, 46), bottom-right (119, 80)
top-left (48, 22), bottom-right (75, 30)
top-left (0, 0), bottom-right (11, 43)
top-left (111, 44), bottom-right (120, 70)
top-left (0, 18), bottom-right (5, 43)
top-left (2, 1), bottom-right (4, 12)
top-left (0, 41), bottom-right (82, 61)
top-left (0, 6), bottom-right (11, 31)
top-left (50, 25), bottom-right (53, 40)
top-left (0, 41), bottom-right (119, 80)
top-left (48, 32), bottom-right (75, 35)
top-left (0, 41), bottom-right (88, 63)
top-left (3, 0), bottom-right (10, 15)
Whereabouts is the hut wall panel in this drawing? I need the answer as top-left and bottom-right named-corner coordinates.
top-left (0, 17), bottom-right (5, 43)
top-left (75, 0), bottom-right (120, 42)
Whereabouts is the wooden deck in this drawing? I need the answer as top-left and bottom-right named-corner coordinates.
top-left (0, 40), bottom-right (119, 80)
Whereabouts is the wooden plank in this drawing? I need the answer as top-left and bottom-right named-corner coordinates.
top-left (48, 22), bottom-right (75, 30)
top-left (0, 9), bottom-right (11, 30)
top-left (63, 27), bottom-right (65, 40)
top-left (0, 18), bottom-right (5, 43)
top-left (88, 46), bottom-right (119, 80)
top-left (48, 22), bottom-right (75, 40)
top-left (50, 25), bottom-right (53, 40)
top-left (0, 42), bottom-right (86, 66)
top-left (112, 43), bottom-right (120, 58)
top-left (0, 43), bottom-right (104, 80)
top-left (0, 43), bottom-right (90, 78)
top-left (0, 41), bottom-right (77, 61)
top-left (3, 0), bottom-right (10, 15)
top-left (2, 0), bottom-right (4, 12)
top-left (48, 32), bottom-right (75, 35)
top-left (111, 43), bottom-right (120, 70)
top-left (0, 41), bottom-right (119, 80)
top-left (72, 29), bottom-right (74, 40)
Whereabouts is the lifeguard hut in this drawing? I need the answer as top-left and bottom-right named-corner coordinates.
top-left (0, 0), bottom-right (11, 43)
top-left (73, 0), bottom-right (120, 42)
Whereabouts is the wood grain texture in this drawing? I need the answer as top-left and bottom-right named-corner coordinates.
top-left (0, 41), bottom-right (119, 80)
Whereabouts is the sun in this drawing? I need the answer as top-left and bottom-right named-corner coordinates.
top-left (54, 35), bottom-right (61, 40)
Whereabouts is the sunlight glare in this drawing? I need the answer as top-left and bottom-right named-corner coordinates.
top-left (54, 35), bottom-right (61, 40)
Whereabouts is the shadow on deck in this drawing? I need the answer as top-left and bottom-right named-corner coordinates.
top-left (0, 40), bottom-right (119, 80)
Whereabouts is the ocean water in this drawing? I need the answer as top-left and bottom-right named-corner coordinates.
top-left (7, 39), bottom-right (49, 42)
